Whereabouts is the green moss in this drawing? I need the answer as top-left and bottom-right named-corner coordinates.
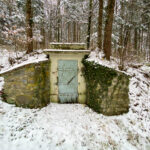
top-left (82, 56), bottom-right (117, 113)
top-left (33, 61), bottom-right (50, 108)
top-left (1, 61), bottom-right (50, 109)
top-left (82, 56), bottom-right (130, 115)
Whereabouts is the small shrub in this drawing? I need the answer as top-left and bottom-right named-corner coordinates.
top-left (8, 57), bottom-right (16, 66)
top-left (0, 89), bottom-right (7, 102)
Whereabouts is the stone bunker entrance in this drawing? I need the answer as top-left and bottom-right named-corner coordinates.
top-left (0, 43), bottom-right (130, 116)
top-left (44, 43), bottom-right (90, 104)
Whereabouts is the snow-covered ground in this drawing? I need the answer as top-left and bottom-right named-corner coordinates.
top-left (0, 49), bottom-right (150, 150)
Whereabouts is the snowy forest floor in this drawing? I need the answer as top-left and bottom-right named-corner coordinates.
top-left (0, 49), bottom-right (150, 150)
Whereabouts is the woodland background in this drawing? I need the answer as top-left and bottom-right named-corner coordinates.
top-left (0, 0), bottom-right (150, 67)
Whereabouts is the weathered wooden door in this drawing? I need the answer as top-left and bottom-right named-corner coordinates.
top-left (58, 60), bottom-right (78, 103)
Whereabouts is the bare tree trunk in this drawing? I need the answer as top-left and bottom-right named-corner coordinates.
top-left (73, 21), bottom-right (77, 42)
top-left (97, 0), bottom-right (103, 50)
top-left (61, 20), bottom-right (63, 42)
top-left (76, 23), bottom-right (79, 43)
top-left (138, 29), bottom-right (141, 53)
top-left (41, 27), bottom-right (45, 49)
top-left (134, 28), bottom-right (137, 51)
top-left (118, 1), bottom-right (124, 68)
top-left (140, 29), bottom-right (143, 52)
top-left (78, 24), bottom-right (81, 43)
top-left (26, 0), bottom-right (33, 54)
top-left (87, 0), bottom-right (93, 49)
top-left (49, 22), bottom-right (52, 43)
top-left (148, 25), bottom-right (150, 61)
top-left (103, 0), bottom-right (116, 60)
top-left (57, 0), bottom-right (61, 42)
top-left (67, 22), bottom-right (71, 42)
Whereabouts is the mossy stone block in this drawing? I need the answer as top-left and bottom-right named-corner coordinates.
top-left (82, 56), bottom-right (130, 116)
top-left (1, 61), bottom-right (50, 108)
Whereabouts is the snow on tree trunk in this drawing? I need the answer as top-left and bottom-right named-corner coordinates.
top-left (103, 0), bottom-right (116, 60)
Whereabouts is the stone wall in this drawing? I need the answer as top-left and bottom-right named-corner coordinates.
top-left (0, 55), bottom-right (130, 115)
top-left (82, 58), bottom-right (130, 116)
top-left (0, 61), bottom-right (50, 108)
